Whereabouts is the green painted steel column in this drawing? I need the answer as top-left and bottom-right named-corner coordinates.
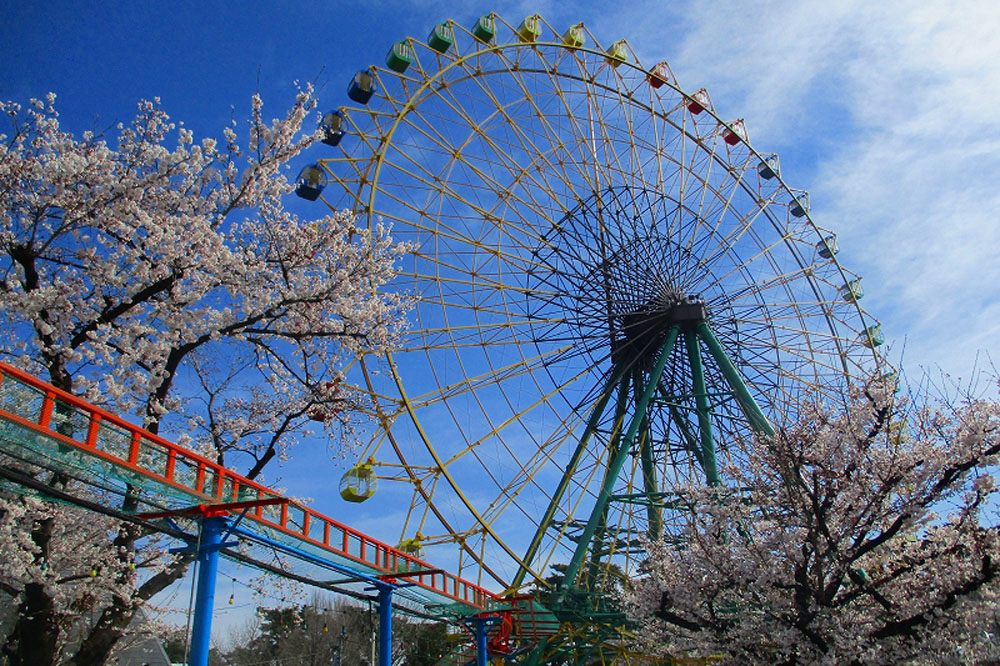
top-left (510, 365), bottom-right (626, 590)
top-left (637, 375), bottom-right (661, 540)
top-left (586, 377), bottom-right (632, 588)
top-left (562, 326), bottom-right (680, 587)
top-left (696, 322), bottom-right (775, 438)
top-left (685, 329), bottom-right (720, 487)
top-left (665, 401), bottom-right (704, 469)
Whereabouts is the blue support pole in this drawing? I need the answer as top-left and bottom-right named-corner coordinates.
top-left (474, 617), bottom-right (489, 666)
top-left (225, 522), bottom-right (412, 666)
top-left (465, 615), bottom-right (498, 666)
top-left (188, 514), bottom-right (227, 666)
top-left (378, 584), bottom-right (394, 666)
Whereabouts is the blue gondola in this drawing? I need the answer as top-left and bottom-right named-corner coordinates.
top-left (295, 164), bottom-right (327, 201)
top-left (790, 191), bottom-right (810, 217)
top-left (319, 110), bottom-right (346, 147)
top-left (816, 234), bottom-right (838, 260)
top-left (348, 70), bottom-right (376, 104)
top-left (758, 155), bottom-right (779, 180)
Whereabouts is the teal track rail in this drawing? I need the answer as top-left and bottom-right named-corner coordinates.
top-left (0, 362), bottom-right (497, 612)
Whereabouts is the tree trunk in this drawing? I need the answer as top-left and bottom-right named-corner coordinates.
top-left (2, 517), bottom-right (61, 666)
top-left (68, 552), bottom-right (193, 666)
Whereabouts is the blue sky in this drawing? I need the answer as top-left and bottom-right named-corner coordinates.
top-left (5, 0), bottom-right (995, 384)
top-left (4, 0), bottom-right (999, 637)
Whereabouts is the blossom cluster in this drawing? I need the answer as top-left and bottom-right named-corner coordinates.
top-left (0, 87), bottom-right (410, 664)
top-left (0, 89), bottom-right (409, 463)
top-left (626, 382), bottom-right (1000, 664)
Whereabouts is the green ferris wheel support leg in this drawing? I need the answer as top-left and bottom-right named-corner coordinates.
top-left (586, 377), bottom-right (632, 589)
top-left (696, 322), bottom-right (775, 438)
top-left (562, 326), bottom-right (680, 589)
top-left (509, 363), bottom-right (628, 591)
top-left (637, 376), bottom-right (661, 540)
top-left (665, 401), bottom-right (705, 470)
top-left (685, 329), bottom-right (720, 488)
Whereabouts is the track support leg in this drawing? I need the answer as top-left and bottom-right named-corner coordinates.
top-left (463, 614), bottom-right (501, 666)
top-left (378, 584), bottom-right (394, 666)
top-left (188, 514), bottom-right (227, 666)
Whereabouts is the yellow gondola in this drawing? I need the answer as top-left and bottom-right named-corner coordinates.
top-left (339, 460), bottom-right (377, 502)
top-left (397, 535), bottom-right (423, 559)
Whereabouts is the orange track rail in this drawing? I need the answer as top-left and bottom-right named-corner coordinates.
top-left (0, 362), bottom-right (498, 610)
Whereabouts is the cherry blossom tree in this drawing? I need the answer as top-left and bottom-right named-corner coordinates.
top-left (0, 89), bottom-right (409, 665)
top-left (626, 381), bottom-right (1000, 665)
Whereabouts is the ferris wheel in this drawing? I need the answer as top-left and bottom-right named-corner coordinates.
top-left (298, 13), bottom-right (884, 597)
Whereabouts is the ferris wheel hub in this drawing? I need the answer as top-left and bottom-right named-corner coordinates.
top-left (665, 295), bottom-right (708, 326)
top-left (615, 295), bottom-right (706, 366)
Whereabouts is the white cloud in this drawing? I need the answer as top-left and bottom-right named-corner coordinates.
top-left (600, 0), bottom-right (1000, 380)
top-left (480, 1), bottom-right (1000, 380)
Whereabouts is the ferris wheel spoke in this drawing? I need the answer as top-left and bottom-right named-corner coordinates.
top-left (686, 204), bottom-right (781, 286)
top-left (401, 344), bottom-right (574, 407)
top-left (530, 64), bottom-right (613, 192)
top-left (721, 264), bottom-right (826, 305)
top-left (408, 318), bottom-right (566, 341)
top-left (408, 297), bottom-right (533, 319)
top-left (482, 414), bottom-right (595, 525)
top-left (586, 75), bottom-right (677, 213)
top-left (402, 261), bottom-right (547, 296)
top-left (445, 64), bottom-right (584, 199)
top-left (440, 363), bottom-right (594, 478)
top-left (478, 59), bottom-right (601, 194)
top-left (315, 15), bottom-right (884, 595)
top-left (697, 230), bottom-right (809, 295)
top-left (686, 169), bottom-right (756, 271)
top-left (677, 135), bottom-right (725, 249)
top-left (409, 232), bottom-right (543, 271)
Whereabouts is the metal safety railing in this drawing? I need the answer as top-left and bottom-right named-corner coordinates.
top-left (0, 361), bottom-right (497, 610)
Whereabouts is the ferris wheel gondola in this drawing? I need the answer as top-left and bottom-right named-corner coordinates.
top-left (298, 12), bottom-right (884, 607)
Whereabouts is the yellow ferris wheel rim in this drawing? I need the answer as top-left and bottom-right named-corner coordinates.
top-left (312, 13), bottom-right (884, 591)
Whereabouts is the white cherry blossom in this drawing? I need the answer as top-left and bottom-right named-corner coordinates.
top-left (0, 87), bottom-right (409, 665)
top-left (625, 382), bottom-right (1000, 664)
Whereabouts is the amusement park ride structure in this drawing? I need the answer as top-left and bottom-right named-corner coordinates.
top-left (293, 10), bottom-right (885, 662)
top-left (0, 362), bottom-right (523, 666)
top-left (0, 11), bottom-right (887, 666)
